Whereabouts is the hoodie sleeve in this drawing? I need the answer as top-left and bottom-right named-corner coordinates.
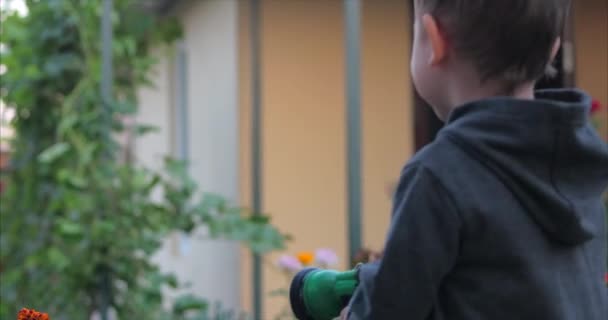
top-left (348, 164), bottom-right (462, 320)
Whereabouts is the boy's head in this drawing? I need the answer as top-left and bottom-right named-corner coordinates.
top-left (412, 0), bottom-right (571, 120)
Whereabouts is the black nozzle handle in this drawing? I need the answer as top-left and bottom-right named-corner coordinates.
top-left (290, 268), bottom-right (318, 320)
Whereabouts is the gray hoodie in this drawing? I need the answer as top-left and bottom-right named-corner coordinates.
top-left (348, 89), bottom-right (608, 320)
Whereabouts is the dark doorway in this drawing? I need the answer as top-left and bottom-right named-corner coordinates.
top-left (410, 2), bottom-right (444, 152)
top-left (536, 48), bottom-right (567, 90)
top-left (413, 92), bottom-right (444, 151)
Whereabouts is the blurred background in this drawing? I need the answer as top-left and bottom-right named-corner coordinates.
top-left (0, 0), bottom-right (606, 319)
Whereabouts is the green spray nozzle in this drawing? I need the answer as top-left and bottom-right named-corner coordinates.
top-left (290, 267), bottom-right (359, 320)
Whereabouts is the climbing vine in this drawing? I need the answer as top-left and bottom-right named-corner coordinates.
top-left (0, 1), bottom-right (285, 319)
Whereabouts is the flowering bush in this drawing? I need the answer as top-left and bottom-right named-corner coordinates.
top-left (0, 1), bottom-right (286, 319)
top-left (17, 309), bottom-right (49, 320)
top-left (275, 249), bottom-right (340, 275)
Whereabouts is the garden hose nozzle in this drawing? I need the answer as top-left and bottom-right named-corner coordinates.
top-left (289, 267), bottom-right (359, 320)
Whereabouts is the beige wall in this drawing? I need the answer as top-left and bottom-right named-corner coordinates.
top-left (238, 0), bottom-right (254, 311)
top-left (574, 0), bottom-right (608, 137)
top-left (361, 0), bottom-right (412, 252)
top-left (244, 1), bottom-right (348, 317)
top-left (136, 48), bottom-right (173, 173)
top-left (139, 0), bottom-right (244, 310)
top-left (239, 0), bottom-right (413, 317)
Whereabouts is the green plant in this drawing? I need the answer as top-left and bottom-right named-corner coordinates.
top-left (0, 1), bottom-right (285, 319)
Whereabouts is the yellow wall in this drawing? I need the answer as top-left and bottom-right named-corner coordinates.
top-left (574, 0), bottom-right (608, 137)
top-left (238, 0), bottom-right (254, 313)
top-left (361, 0), bottom-right (412, 252)
top-left (259, 1), bottom-right (348, 317)
top-left (239, 0), bottom-right (413, 317)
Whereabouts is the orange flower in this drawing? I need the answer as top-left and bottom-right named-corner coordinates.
top-left (297, 252), bottom-right (315, 266)
top-left (18, 308), bottom-right (49, 320)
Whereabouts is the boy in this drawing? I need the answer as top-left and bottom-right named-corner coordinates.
top-left (343, 0), bottom-right (608, 319)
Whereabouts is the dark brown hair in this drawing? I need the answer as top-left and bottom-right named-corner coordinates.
top-left (416, 0), bottom-right (571, 88)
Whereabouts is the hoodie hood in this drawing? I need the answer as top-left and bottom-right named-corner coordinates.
top-left (442, 89), bottom-right (608, 245)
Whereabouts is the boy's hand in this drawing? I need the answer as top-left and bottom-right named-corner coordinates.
top-left (339, 307), bottom-right (349, 320)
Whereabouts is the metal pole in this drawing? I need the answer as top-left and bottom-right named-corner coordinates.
top-left (101, 0), bottom-right (113, 111)
top-left (175, 41), bottom-right (190, 161)
top-left (345, 0), bottom-right (363, 265)
top-left (100, 1), bottom-right (113, 319)
top-left (249, 0), bottom-right (263, 319)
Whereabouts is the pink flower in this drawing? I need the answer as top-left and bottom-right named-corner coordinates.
top-left (591, 100), bottom-right (602, 114)
top-left (315, 248), bottom-right (338, 267)
top-left (277, 255), bottom-right (302, 272)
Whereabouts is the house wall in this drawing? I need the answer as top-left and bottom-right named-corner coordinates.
top-left (360, 0), bottom-right (413, 252)
top-left (239, 0), bottom-right (413, 317)
top-left (573, 0), bottom-right (608, 137)
top-left (138, 0), bottom-right (243, 311)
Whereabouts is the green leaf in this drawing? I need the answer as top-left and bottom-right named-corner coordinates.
top-left (92, 220), bottom-right (116, 239)
top-left (24, 64), bottom-right (41, 79)
top-left (38, 142), bottom-right (70, 163)
top-left (47, 247), bottom-right (70, 270)
top-left (249, 215), bottom-right (271, 224)
top-left (124, 37), bottom-right (137, 56)
top-left (164, 274), bottom-right (179, 289)
top-left (43, 53), bottom-right (81, 77)
top-left (113, 100), bottom-right (138, 115)
top-left (58, 114), bottom-right (78, 135)
top-left (165, 157), bottom-right (188, 178)
top-left (57, 168), bottom-right (72, 184)
top-left (172, 294), bottom-right (209, 315)
top-left (248, 225), bottom-right (286, 254)
top-left (78, 143), bottom-right (97, 166)
top-left (157, 17), bottom-right (183, 43)
top-left (143, 175), bottom-right (161, 194)
top-left (68, 174), bottom-right (88, 188)
top-left (135, 124), bottom-right (159, 136)
top-left (200, 194), bottom-right (227, 212)
top-left (24, 254), bottom-right (40, 269)
top-left (58, 219), bottom-right (84, 238)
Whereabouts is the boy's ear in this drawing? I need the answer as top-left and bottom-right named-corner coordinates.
top-left (422, 14), bottom-right (447, 65)
top-left (550, 37), bottom-right (561, 61)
